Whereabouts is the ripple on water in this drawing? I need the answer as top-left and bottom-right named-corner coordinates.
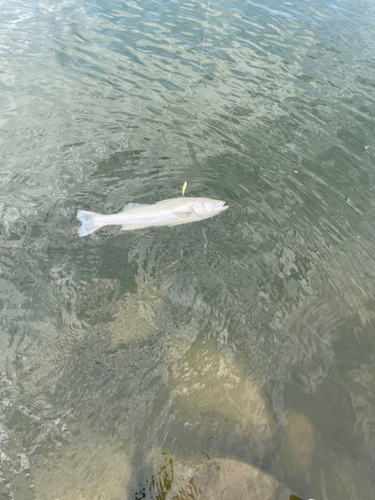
top-left (2, 0), bottom-right (375, 498)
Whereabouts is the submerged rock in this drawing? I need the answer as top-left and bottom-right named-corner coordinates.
top-left (167, 337), bottom-right (275, 440)
top-left (32, 438), bottom-right (132, 500)
top-left (138, 449), bottom-right (294, 500)
top-left (75, 278), bottom-right (121, 323)
top-left (74, 275), bottom-right (164, 349)
top-left (109, 276), bottom-right (162, 348)
top-left (279, 409), bottom-right (314, 478)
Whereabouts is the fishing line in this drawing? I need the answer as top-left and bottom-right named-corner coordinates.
top-left (182, 0), bottom-right (211, 196)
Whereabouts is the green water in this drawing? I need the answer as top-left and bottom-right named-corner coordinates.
top-left (1, 0), bottom-right (375, 498)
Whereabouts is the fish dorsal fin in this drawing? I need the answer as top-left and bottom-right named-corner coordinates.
top-left (122, 203), bottom-right (146, 212)
top-left (173, 210), bottom-right (192, 219)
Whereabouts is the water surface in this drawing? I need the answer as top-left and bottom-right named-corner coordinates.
top-left (1, 0), bottom-right (375, 498)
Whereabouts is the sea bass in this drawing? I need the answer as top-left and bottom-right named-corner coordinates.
top-left (77, 197), bottom-right (228, 237)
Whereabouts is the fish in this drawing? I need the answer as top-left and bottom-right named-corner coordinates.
top-left (77, 197), bottom-right (228, 237)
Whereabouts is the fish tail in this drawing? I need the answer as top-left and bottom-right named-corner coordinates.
top-left (76, 210), bottom-right (104, 237)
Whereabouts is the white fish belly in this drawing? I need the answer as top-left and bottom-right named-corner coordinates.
top-left (97, 209), bottom-right (189, 230)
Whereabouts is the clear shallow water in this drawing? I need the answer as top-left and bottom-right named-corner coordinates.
top-left (1, 0), bottom-right (375, 498)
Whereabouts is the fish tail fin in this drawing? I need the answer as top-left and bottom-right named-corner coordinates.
top-left (76, 210), bottom-right (104, 237)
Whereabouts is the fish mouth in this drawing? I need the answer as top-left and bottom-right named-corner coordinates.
top-left (219, 201), bottom-right (228, 211)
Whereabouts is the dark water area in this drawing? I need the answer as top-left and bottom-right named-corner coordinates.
top-left (1, 0), bottom-right (375, 498)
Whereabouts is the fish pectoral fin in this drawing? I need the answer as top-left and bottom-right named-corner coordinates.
top-left (173, 210), bottom-right (192, 219)
top-left (122, 203), bottom-right (147, 212)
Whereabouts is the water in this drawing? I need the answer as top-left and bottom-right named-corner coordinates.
top-left (1, 0), bottom-right (375, 498)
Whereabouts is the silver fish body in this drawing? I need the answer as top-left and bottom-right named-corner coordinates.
top-left (77, 197), bottom-right (228, 237)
